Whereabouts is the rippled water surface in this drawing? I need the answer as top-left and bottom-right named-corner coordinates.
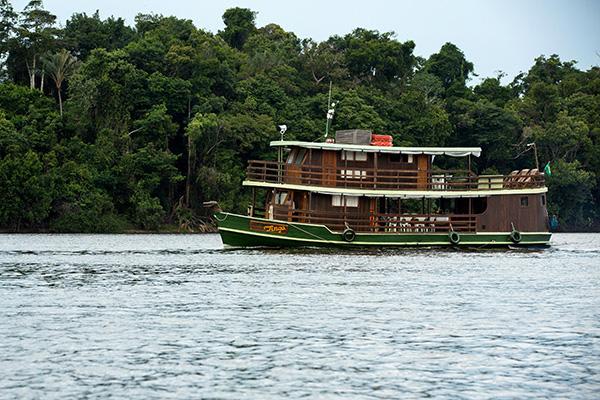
top-left (1, 233), bottom-right (599, 399)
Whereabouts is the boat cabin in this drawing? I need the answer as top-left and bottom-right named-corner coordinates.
top-left (243, 130), bottom-right (548, 234)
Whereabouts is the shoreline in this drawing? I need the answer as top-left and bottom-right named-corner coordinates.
top-left (0, 226), bottom-right (219, 234)
top-left (0, 229), bottom-right (597, 234)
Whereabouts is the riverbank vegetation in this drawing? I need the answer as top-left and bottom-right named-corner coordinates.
top-left (1, 1), bottom-right (599, 232)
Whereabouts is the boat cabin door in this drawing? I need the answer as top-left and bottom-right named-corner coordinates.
top-left (417, 155), bottom-right (430, 190)
top-left (322, 151), bottom-right (337, 187)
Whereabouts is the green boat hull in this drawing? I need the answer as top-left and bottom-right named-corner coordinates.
top-left (214, 212), bottom-right (551, 248)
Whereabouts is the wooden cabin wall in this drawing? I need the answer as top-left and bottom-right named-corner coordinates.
top-left (375, 154), bottom-right (419, 171)
top-left (309, 193), bottom-right (370, 216)
top-left (298, 149), bottom-right (425, 172)
top-left (478, 194), bottom-right (548, 232)
top-left (307, 149), bottom-right (321, 166)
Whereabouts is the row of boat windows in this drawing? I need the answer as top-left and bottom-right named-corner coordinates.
top-left (341, 151), bottom-right (367, 161)
top-left (275, 192), bottom-right (360, 208)
top-left (286, 150), bottom-right (415, 164)
top-left (274, 192), bottom-right (545, 211)
top-left (342, 151), bottom-right (414, 163)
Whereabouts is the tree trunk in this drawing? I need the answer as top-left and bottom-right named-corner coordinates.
top-left (40, 69), bottom-right (45, 92)
top-left (28, 57), bottom-right (36, 89)
top-left (185, 135), bottom-right (192, 207)
top-left (58, 86), bottom-right (63, 117)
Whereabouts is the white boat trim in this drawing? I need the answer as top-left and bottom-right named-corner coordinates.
top-left (242, 181), bottom-right (548, 198)
top-left (270, 140), bottom-right (482, 157)
top-left (218, 227), bottom-right (551, 246)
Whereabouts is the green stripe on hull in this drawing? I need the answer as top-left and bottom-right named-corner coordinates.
top-left (214, 212), bottom-right (551, 248)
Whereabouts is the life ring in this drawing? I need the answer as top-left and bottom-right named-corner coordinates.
top-left (510, 230), bottom-right (522, 243)
top-left (342, 228), bottom-right (356, 242)
top-left (448, 231), bottom-right (460, 245)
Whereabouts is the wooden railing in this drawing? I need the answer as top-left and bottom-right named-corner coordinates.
top-left (246, 161), bottom-right (545, 191)
top-left (270, 206), bottom-right (477, 233)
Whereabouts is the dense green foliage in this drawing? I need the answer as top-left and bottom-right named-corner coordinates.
top-left (1, 1), bottom-right (599, 231)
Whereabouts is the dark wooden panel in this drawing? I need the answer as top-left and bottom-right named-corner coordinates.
top-left (322, 151), bottom-right (337, 186)
top-left (417, 155), bottom-right (429, 190)
top-left (478, 194), bottom-right (548, 232)
top-left (376, 154), bottom-right (419, 171)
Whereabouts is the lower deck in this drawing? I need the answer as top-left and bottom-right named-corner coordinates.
top-left (215, 212), bottom-right (552, 247)
top-left (251, 189), bottom-right (550, 234)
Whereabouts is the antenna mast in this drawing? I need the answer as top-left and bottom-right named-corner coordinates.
top-left (324, 81), bottom-right (335, 139)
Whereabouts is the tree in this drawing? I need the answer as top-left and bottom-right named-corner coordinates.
top-left (474, 77), bottom-right (514, 107)
top-left (546, 160), bottom-right (595, 229)
top-left (332, 90), bottom-right (385, 131)
top-left (63, 11), bottom-right (135, 59)
top-left (523, 55), bottom-right (578, 89)
top-left (532, 111), bottom-right (590, 162)
top-left (42, 48), bottom-right (78, 116)
top-left (409, 72), bottom-right (444, 103)
top-left (0, 0), bottom-right (17, 76)
top-left (341, 29), bottom-right (416, 84)
top-left (132, 104), bottom-right (178, 150)
top-left (0, 150), bottom-right (52, 230)
top-left (450, 98), bottom-right (522, 171)
top-left (14, 0), bottom-right (58, 90)
top-left (185, 112), bottom-right (219, 207)
top-left (300, 38), bottom-right (347, 85)
top-left (425, 42), bottom-right (474, 92)
top-left (220, 7), bottom-right (256, 50)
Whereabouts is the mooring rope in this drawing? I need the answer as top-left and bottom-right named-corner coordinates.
top-left (289, 223), bottom-right (331, 242)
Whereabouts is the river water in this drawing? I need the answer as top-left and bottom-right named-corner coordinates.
top-left (0, 233), bottom-right (599, 399)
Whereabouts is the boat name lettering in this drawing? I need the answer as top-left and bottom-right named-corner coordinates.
top-left (249, 220), bottom-right (288, 235)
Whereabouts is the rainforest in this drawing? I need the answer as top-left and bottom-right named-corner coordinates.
top-left (0, 1), bottom-right (598, 232)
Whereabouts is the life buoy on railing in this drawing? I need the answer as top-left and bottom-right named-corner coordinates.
top-left (510, 230), bottom-right (522, 243)
top-left (342, 228), bottom-right (356, 242)
top-left (509, 222), bottom-right (522, 243)
top-left (448, 231), bottom-right (460, 245)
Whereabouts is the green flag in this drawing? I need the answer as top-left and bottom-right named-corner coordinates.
top-left (544, 161), bottom-right (552, 176)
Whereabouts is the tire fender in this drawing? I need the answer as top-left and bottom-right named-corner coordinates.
top-left (342, 228), bottom-right (356, 242)
top-left (510, 230), bottom-right (522, 243)
top-left (449, 231), bottom-right (460, 245)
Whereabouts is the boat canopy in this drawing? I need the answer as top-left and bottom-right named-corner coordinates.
top-left (270, 141), bottom-right (482, 158)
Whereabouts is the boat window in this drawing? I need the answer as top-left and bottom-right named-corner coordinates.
top-left (341, 151), bottom-right (367, 161)
top-left (520, 196), bottom-right (529, 207)
top-left (332, 195), bottom-right (342, 207)
top-left (346, 196), bottom-right (359, 207)
top-left (355, 152), bottom-right (367, 161)
top-left (295, 149), bottom-right (307, 166)
top-left (331, 195), bottom-right (359, 207)
top-left (472, 197), bottom-right (488, 214)
top-left (275, 192), bottom-right (288, 205)
top-left (341, 170), bottom-right (367, 179)
top-left (390, 154), bottom-right (414, 163)
top-left (286, 149), bottom-right (297, 164)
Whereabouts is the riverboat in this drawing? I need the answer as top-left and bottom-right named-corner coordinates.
top-left (214, 129), bottom-right (551, 247)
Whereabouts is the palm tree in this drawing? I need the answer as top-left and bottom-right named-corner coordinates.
top-left (42, 49), bottom-right (78, 116)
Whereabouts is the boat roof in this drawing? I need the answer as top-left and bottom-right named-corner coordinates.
top-left (270, 141), bottom-right (482, 157)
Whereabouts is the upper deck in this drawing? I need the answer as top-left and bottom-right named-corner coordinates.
top-left (243, 140), bottom-right (546, 197)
